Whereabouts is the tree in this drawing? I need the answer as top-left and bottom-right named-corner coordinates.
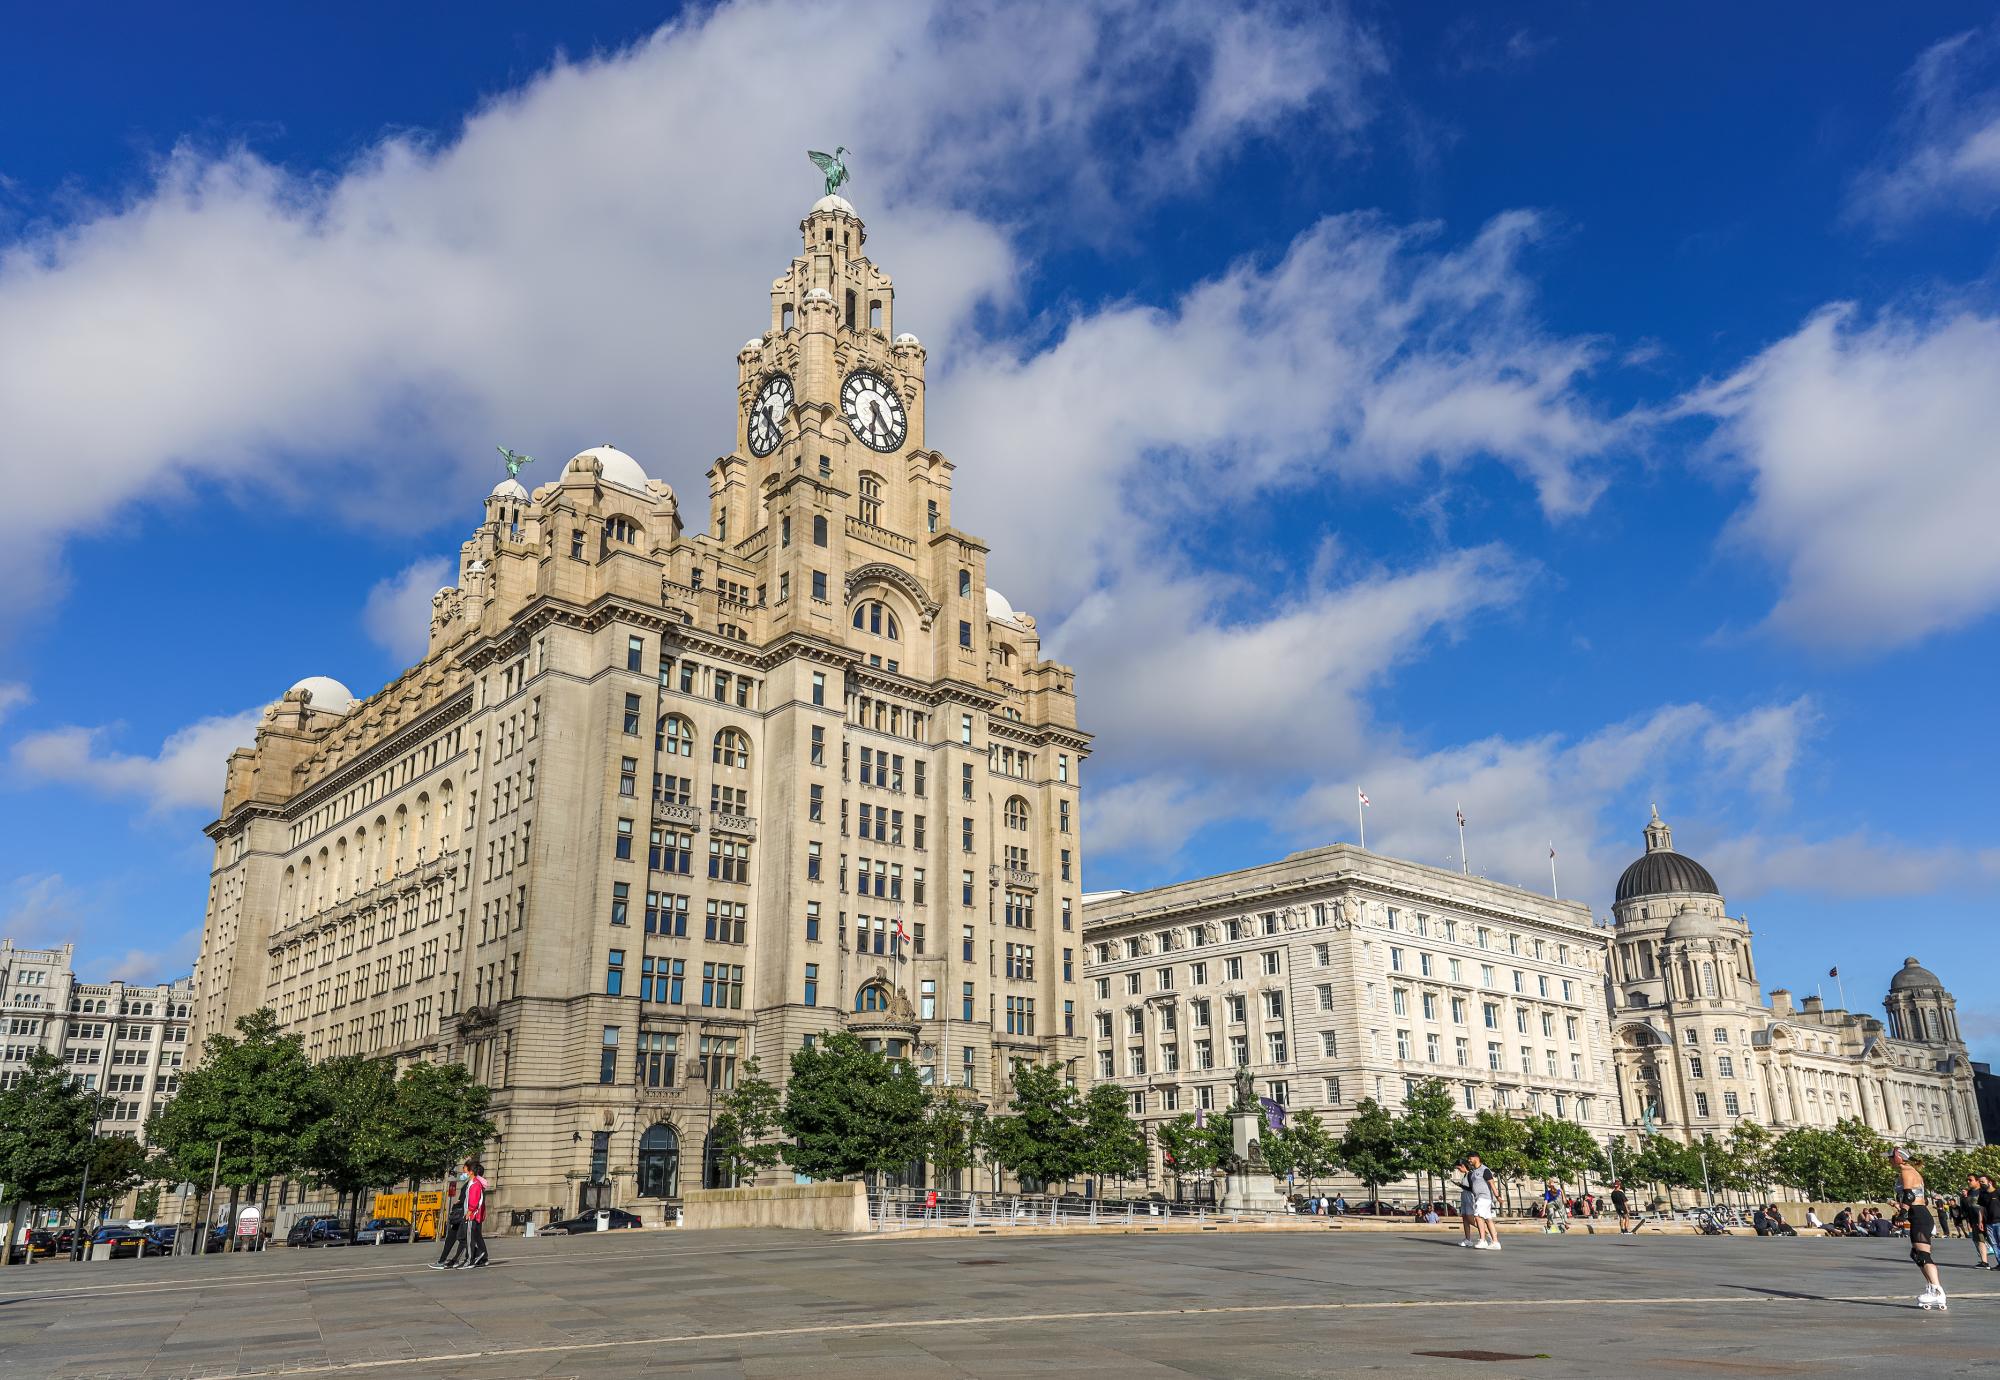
top-left (982, 1062), bottom-right (1091, 1190)
top-left (1524, 1116), bottom-right (1606, 1192)
top-left (0, 1050), bottom-right (109, 1262)
top-left (299, 1056), bottom-right (400, 1229)
top-left (1464, 1110), bottom-right (1531, 1209)
top-left (711, 1058), bottom-right (784, 1183)
top-left (780, 1033), bottom-right (928, 1180)
top-left (1725, 1121), bottom-right (1774, 1200)
top-left (1080, 1083), bottom-right (1148, 1189)
top-left (147, 1009), bottom-right (321, 1241)
top-left (383, 1060), bottom-right (494, 1188)
top-left (1156, 1113), bottom-right (1219, 1197)
top-left (1628, 1135), bottom-right (1700, 1203)
top-left (922, 1088), bottom-right (984, 1191)
top-left (1271, 1107), bottom-right (1341, 1191)
top-left (1396, 1078), bottom-right (1468, 1204)
top-left (79, 1136), bottom-right (150, 1225)
top-left (1337, 1099), bottom-right (1406, 1204)
top-left (1768, 1119), bottom-right (1893, 1203)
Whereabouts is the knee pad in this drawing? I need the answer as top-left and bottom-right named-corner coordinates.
top-left (1911, 1244), bottom-right (1928, 1265)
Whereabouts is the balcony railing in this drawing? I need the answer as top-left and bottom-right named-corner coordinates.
top-left (652, 797), bottom-right (700, 828)
top-left (846, 514), bottom-right (915, 557)
top-left (991, 865), bottom-right (1039, 889)
top-left (712, 811), bottom-right (758, 839)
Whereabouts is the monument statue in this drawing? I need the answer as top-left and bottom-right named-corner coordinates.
top-left (496, 445), bottom-right (535, 479)
top-left (808, 147), bottom-right (850, 198)
top-left (1231, 1062), bottom-right (1258, 1114)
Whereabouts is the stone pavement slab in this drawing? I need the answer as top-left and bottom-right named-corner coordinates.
top-left (0, 1227), bottom-right (1992, 1377)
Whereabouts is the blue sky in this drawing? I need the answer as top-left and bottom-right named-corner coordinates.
top-left (2, 2), bottom-right (1996, 1060)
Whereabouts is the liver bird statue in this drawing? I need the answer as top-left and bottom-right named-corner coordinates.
top-left (496, 445), bottom-right (535, 479)
top-left (808, 147), bottom-right (849, 198)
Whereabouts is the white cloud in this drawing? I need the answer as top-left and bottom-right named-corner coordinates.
top-left (0, 0), bottom-right (1383, 612)
top-left (0, 872), bottom-right (86, 950)
top-left (363, 556), bottom-right (451, 663)
top-left (10, 708), bottom-right (260, 813)
top-left (1677, 303), bottom-right (2000, 651)
top-left (1699, 832), bottom-right (2000, 901)
top-left (0, 681), bottom-right (27, 724)
top-left (101, 927), bottom-right (201, 984)
top-left (1848, 26), bottom-right (2000, 229)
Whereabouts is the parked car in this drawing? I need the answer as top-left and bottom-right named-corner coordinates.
top-left (353, 1217), bottom-right (412, 1245)
top-left (4, 1229), bottom-right (58, 1263)
top-left (285, 1215), bottom-right (351, 1248)
top-left (544, 1207), bottom-right (644, 1235)
top-left (91, 1224), bottom-right (165, 1258)
top-left (143, 1225), bottom-right (180, 1255)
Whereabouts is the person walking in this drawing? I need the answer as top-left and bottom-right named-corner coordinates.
top-left (1966, 1175), bottom-right (1991, 1269)
top-left (1541, 1178), bottom-right (1569, 1234)
top-left (1610, 1179), bottom-right (1631, 1234)
top-left (1466, 1153), bottom-right (1501, 1250)
top-left (461, 1159), bottom-right (490, 1268)
top-left (1892, 1149), bottom-right (1945, 1310)
top-left (1980, 1175), bottom-right (2000, 1270)
top-left (1452, 1160), bottom-right (1479, 1247)
top-left (430, 1178), bottom-right (466, 1270)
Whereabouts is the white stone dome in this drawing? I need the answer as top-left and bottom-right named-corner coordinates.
top-left (894, 332), bottom-right (921, 347)
top-left (812, 194), bottom-right (856, 216)
top-left (741, 338), bottom-right (764, 353)
top-left (565, 445), bottom-right (648, 494)
top-left (805, 287), bottom-right (833, 302)
top-left (985, 587), bottom-right (1020, 623)
top-left (490, 477), bottom-right (528, 500)
top-left (288, 676), bottom-right (356, 715)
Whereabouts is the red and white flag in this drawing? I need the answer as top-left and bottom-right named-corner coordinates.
top-left (1548, 842), bottom-right (1557, 859)
top-left (1358, 789), bottom-right (1371, 808)
top-left (1455, 806), bottom-right (1466, 828)
top-left (893, 917), bottom-right (911, 955)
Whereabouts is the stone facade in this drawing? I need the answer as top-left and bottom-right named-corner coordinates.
top-left (192, 195), bottom-right (1088, 1219)
top-left (1607, 809), bottom-right (1982, 1151)
top-left (1082, 846), bottom-right (1620, 1193)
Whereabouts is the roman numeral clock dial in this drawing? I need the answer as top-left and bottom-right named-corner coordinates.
top-left (748, 374), bottom-right (792, 457)
top-left (841, 370), bottom-right (907, 452)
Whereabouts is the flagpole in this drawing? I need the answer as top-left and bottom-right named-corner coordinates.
top-left (1357, 788), bottom-right (1366, 850)
top-left (1457, 805), bottom-right (1468, 876)
top-left (1833, 972), bottom-right (1848, 1010)
top-left (1549, 843), bottom-right (1559, 900)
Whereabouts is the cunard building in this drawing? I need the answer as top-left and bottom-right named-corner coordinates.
top-left (193, 190), bottom-right (1089, 1218)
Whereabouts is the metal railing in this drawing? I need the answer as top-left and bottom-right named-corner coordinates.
top-left (866, 1189), bottom-right (1313, 1232)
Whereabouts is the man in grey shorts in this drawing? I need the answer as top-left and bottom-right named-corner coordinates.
top-left (1467, 1152), bottom-right (1501, 1250)
top-left (1453, 1160), bottom-right (1478, 1246)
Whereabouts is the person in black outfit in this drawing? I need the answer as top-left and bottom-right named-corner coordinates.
top-left (430, 1178), bottom-right (467, 1270)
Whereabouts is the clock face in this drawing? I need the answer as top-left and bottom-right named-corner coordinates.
top-left (841, 370), bottom-right (908, 452)
top-left (748, 374), bottom-right (793, 457)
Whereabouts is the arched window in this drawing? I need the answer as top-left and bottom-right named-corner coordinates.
top-left (713, 728), bottom-right (750, 770)
top-left (851, 600), bottom-right (900, 639)
top-left (812, 514), bottom-right (828, 546)
top-left (855, 982), bottom-right (893, 1013)
top-left (416, 793), bottom-right (433, 860)
top-left (858, 472), bottom-right (883, 527)
top-left (958, 569), bottom-right (971, 597)
top-left (781, 303), bottom-right (795, 331)
top-left (1004, 797), bottom-right (1030, 831)
top-left (637, 1123), bottom-right (680, 1200)
top-left (658, 715), bottom-right (695, 757)
top-left (996, 644), bottom-right (1014, 666)
top-left (438, 782), bottom-right (455, 852)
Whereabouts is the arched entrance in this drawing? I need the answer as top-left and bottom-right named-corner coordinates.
top-left (638, 1123), bottom-right (680, 1200)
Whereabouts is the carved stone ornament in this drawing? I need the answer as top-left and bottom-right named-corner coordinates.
top-left (844, 562), bottom-right (941, 629)
top-left (1337, 894), bottom-right (1364, 929)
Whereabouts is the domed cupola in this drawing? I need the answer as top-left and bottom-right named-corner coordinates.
top-left (1883, 956), bottom-right (1961, 1046)
top-left (1614, 806), bottom-right (1721, 904)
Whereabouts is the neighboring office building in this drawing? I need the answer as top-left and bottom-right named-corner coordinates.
top-left (192, 192), bottom-right (1089, 1221)
top-left (1, 939), bottom-right (194, 1219)
top-left (1082, 845), bottom-right (1620, 1196)
top-left (1606, 809), bottom-right (1983, 1152)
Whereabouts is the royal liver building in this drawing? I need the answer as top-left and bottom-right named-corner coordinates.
top-left (194, 191), bottom-right (1090, 1218)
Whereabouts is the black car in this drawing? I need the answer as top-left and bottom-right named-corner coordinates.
top-left (545, 1207), bottom-right (644, 1234)
top-left (143, 1225), bottom-right (180, 1255)
top-left (285, 1215), bottom-right (351, 1248)
top-left (92, 1224), bottom-right (165, 1258)
top-left (353, 1217), bottom-right (412, 1245)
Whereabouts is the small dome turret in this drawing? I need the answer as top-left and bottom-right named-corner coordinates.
top-left (1889, 957), bottom-right (1944, 992)
top-left (1615, 806), bottom-right (1721, 904)
top-left (563, 445), bottom-right (648, 494)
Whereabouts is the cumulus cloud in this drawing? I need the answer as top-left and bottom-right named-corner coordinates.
top-left (0, 681), bottom-right (27, 725)
top-left (0, 0), bottom-right (1383, 612)
top-left (363, 556), bottom-right (452, 663)
top-left (1848, 25), bottom-right (2000, 229)
top-left (10, 708), bottom-right (260, 813)
top-left (101, 927), bottom-right (202, 983)
top-left (0, 872), bottom-right (87, 950)
top-left (1700, 831), bottom-right (2000, 901)
top-left (1677, 303), bottom-right (2000, 651)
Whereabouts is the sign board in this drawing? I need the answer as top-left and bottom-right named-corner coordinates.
top-left (236, 1206), bottom-right (262, 1236)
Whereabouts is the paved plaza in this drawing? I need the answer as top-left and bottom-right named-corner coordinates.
top-left (0, 1226), bottom-right (1993, 1377)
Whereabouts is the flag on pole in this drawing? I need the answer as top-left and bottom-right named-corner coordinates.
top-left (1356, 788), bottom-right (1370, 848)
top-left (1456, 807), bottom-right (1465, 828)
top-left (1827, 966), bottom-right (1839, 978)
top-left (893, 917), bottom-right (911, 959)
top-left (1549, 842), bottom-right (1557, 859)
top-left (1358, 789), bottom-right (1371, 808)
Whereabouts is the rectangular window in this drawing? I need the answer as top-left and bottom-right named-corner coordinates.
top-left (1723, 1091), bottom-right (1740, 1116)
top-left (807, 841), bottom-right (821, 880)
top-left (606, 949), bottom-right (625, 995)
top-left (804, 964), bottom-right (819, 1007)
top-left (962, 982), bottom-right (975, 1022)
top-left (1695, 1091), bottom-right (1711, 1117)
top-left (812, 672), bottom-right (826, 706)
top-left (958, 620), bottom-right (972, 648)
top-left (960, 713), bottom-right (973, 745)
top-left (599, 1026), bottom-right (619, 1084)
top-left (619, 757), bottom-right (637, 797)
top-left (812, 571), bottom-right (828, 601)
top-left (962, 817), bottom-right (974, 851)
top-left (623, 693), bottom-right (641, 735)
top-left (610, 881), bottom-right (630, 926)
top-left (627, 636), bottom-right (644, 672)
top-left (615, 818), bottom-right (634, 861)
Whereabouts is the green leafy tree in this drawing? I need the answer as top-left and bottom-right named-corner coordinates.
top-left (1524, 1115), bottom-right (1607, 1192)
top-left (300, 1055), bottom-right (402, 1228)
top-left (1272, 1107), bottom-right (1341, 1191)
top-left (983, 1061), bottom-right (1091, 1190)
top-left (1768, 1119), bottom-right (1894, 1203)
top-left (710, 1058), bottom-right (784, 1184)
top-left (0, 1050), bottom-right (109, 1260)
top-left (780, 1033), bottom-right (928, 1180)
top-left (1080, 1082), bottom-right (1148, 1189)
top-left (922, 1088), bottom-right (984, 1191)
top-left (1627, 1135), bottom-right (1701, 1206)
top-left (1338, 1099), bottom-right (1406, 1204)
top-left (1725, 1121), bottom-right (1774, 1200)
top-left (1396, 1078), bottom-right (1468, 1204)
top-left (384, 1060), bottom-right (494, 1187)
top-left (1464, 1110), bottom-right (1531, 1209)
top-left (1156, 1113), bottom-right (1218, 1196)
top-left (134, 1184), bottom-right (163, 1221)
top-left (147, 1009), bottom-right (321, 1242)
top-left (79, 1136), bottom-right (150, 1224)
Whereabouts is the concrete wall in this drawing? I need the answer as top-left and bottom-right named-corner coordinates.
top-left (682, 1181), bottom-right (868, 1233)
